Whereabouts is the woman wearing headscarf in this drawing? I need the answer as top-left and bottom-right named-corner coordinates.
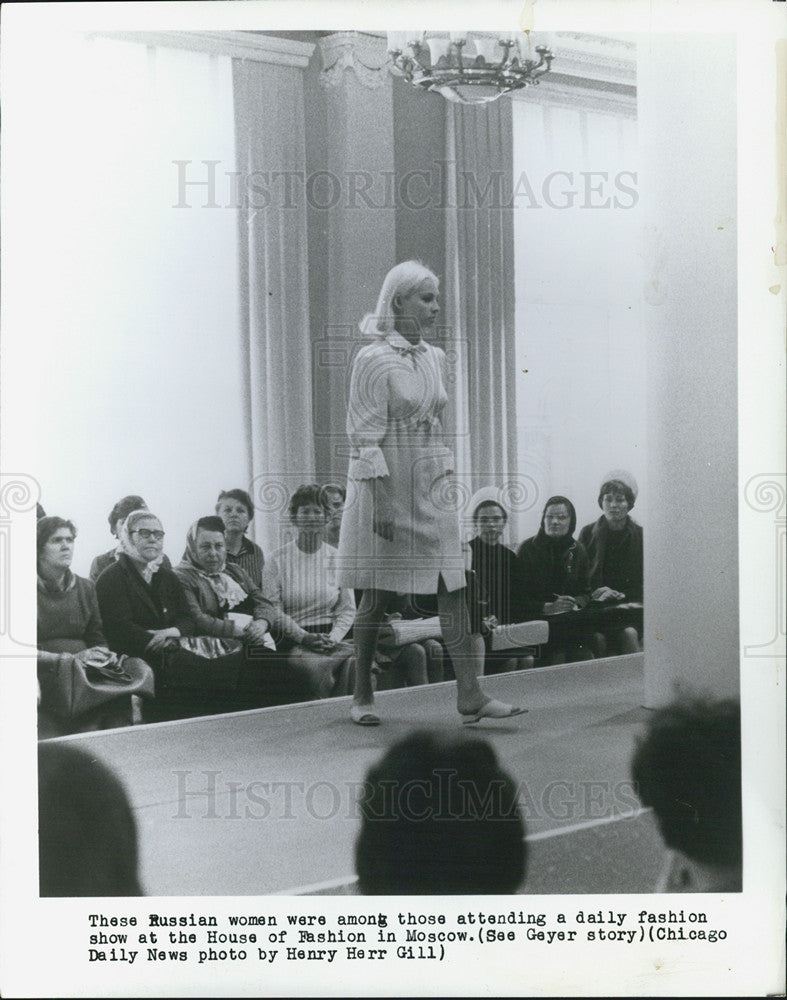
top-left (96, 510), bottom-right (273, 720)
top-left (175, 516), bottom-right (314, 706)
top-left (176, 516), bottom-right (277, 641)
top-left (516, 496), bottom-right (594, 664)
top-left (336, 260), bottom-right (524, 725)
top-left (37, 515), bottom-right (154, 735)
top-left (90, 495), bottom-right (147, 582)
top-left (95, 510), bottom-right (193, 660)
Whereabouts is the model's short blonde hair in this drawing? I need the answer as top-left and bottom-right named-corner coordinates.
top-left (360, 260), bottom-right (439, 337)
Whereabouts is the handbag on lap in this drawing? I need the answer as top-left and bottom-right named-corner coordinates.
top-left (378, 616), bottom-right (442, 648)
top-left (489, 620), bottom-right (549, 651)
top-left (38, 650), bottom-right (154, 721)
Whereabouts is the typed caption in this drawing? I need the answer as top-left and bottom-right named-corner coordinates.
top-left (87, 907), bottom-right (729, 969)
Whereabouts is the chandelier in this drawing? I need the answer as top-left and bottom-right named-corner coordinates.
top-left (387, 31), bottom-right (554, 106)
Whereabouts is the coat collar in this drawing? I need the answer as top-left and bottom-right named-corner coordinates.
top-left (37, 569), bottom-right (76, 594)
top-left (117, 553), bottom-right (162, 618)
top-left (592, 514), bottom-right (634, 539)
top-left (385, 331), bottom-right (428, 357)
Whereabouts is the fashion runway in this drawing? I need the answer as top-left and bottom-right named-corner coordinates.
top-left (51, 653), bottom-right (663, 895)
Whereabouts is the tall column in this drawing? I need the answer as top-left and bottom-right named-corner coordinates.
top-left (639, 34), bottom-right (739, 704)
top-left (315, 33), bottom-right (397, 483)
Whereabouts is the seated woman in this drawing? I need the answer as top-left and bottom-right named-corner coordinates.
top-left (264, 485), bottom-right (356, 698)
top-left (37, 516), bottom-right (154, 737)
top-left (89, 494), bottom-right (171, 583)
top-left (175, 517), bottom-right (314, 706)
top-left (516, 496), bottom-right (594, 664)
top-left (95, 510), bottom-right (297, 721)
top-left (468, 492), bottom-right (533, 674)
top-left (215, 488), bottom-right (265, 587)
top-left (578, 470), bottom-right (643, 656)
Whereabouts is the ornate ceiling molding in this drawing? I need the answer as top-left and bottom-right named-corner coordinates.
top-left (96, 29), bottom-right (636, 113)
top-left (91, 30), bottom-right (315, 67)
top-left (513, 31), bottom-right (636, 116)
top-left (318, 32), bottom-right (391, 90)
top-left (342, 29), bottom-right (636, 115)
top-left (520, 75), bottom-right (637, 118)
top-left (547, 32), bottom-right (635, 85)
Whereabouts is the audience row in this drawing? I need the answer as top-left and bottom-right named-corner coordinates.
top-left (36, 470), bottom-right (644, 734)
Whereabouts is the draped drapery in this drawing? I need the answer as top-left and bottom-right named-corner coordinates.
top-left (20, 35), bottom-right (245, 569)
top-left (233, 58), bottom-right (316, 556)
top-left (442, 100), bottom-right (518, 507)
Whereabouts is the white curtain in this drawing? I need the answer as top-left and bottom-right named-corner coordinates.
top-left (442, 100), bottom-right (519, 529)
top-left (232, 58), bottom-right (315, 557)
top-left (12, 33), bottom-right (243, 573)
top-left (511, 98), bottom-right (643, 539)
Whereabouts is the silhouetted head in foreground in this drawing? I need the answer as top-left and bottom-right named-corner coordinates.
top-left (356, 731), bottom-right (526, 894)
top-left (631, 697), bottom-right (742, 892)
top-left (38, 742), bottom-right (142, 896)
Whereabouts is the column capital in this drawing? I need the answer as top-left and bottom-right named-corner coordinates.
top-left (318, 32), bottom-right (390, 90)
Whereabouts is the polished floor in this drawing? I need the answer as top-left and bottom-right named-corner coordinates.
top-left (51, 653), bottom-right (663, 895)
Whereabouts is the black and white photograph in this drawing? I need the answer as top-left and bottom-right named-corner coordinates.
top-left (0, 0), bottom-right (784, 996)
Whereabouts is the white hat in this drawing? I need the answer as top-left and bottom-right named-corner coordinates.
top-left (599, 469), bottom-right (638, 505)
top-left (467, 486), bottom-right (509, 520)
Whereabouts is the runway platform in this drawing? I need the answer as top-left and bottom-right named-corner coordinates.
top-left (49, 653), bottom-right (664, 895)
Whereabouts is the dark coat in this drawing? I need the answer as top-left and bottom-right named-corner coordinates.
top-left (95, 556), bottom-right (317, 720)
top-left (468, 536), bottom-right (521, 625)
top-left (95, 554), bottom-right (195, 660)
top-left (515, 532), bottom-right (591, 619)
top-left (578, 516), bottom-right (643, 602)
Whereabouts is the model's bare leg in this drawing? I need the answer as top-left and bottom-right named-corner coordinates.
top-left (351, 588), bottom-right (394, 722)
top-left (437, 586), bottom-right (526, 721)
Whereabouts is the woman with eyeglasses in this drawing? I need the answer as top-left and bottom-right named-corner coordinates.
top-left (96, 510), bottom-right (190, 657)
top-left (96, 509), bottom-right (268, 720)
